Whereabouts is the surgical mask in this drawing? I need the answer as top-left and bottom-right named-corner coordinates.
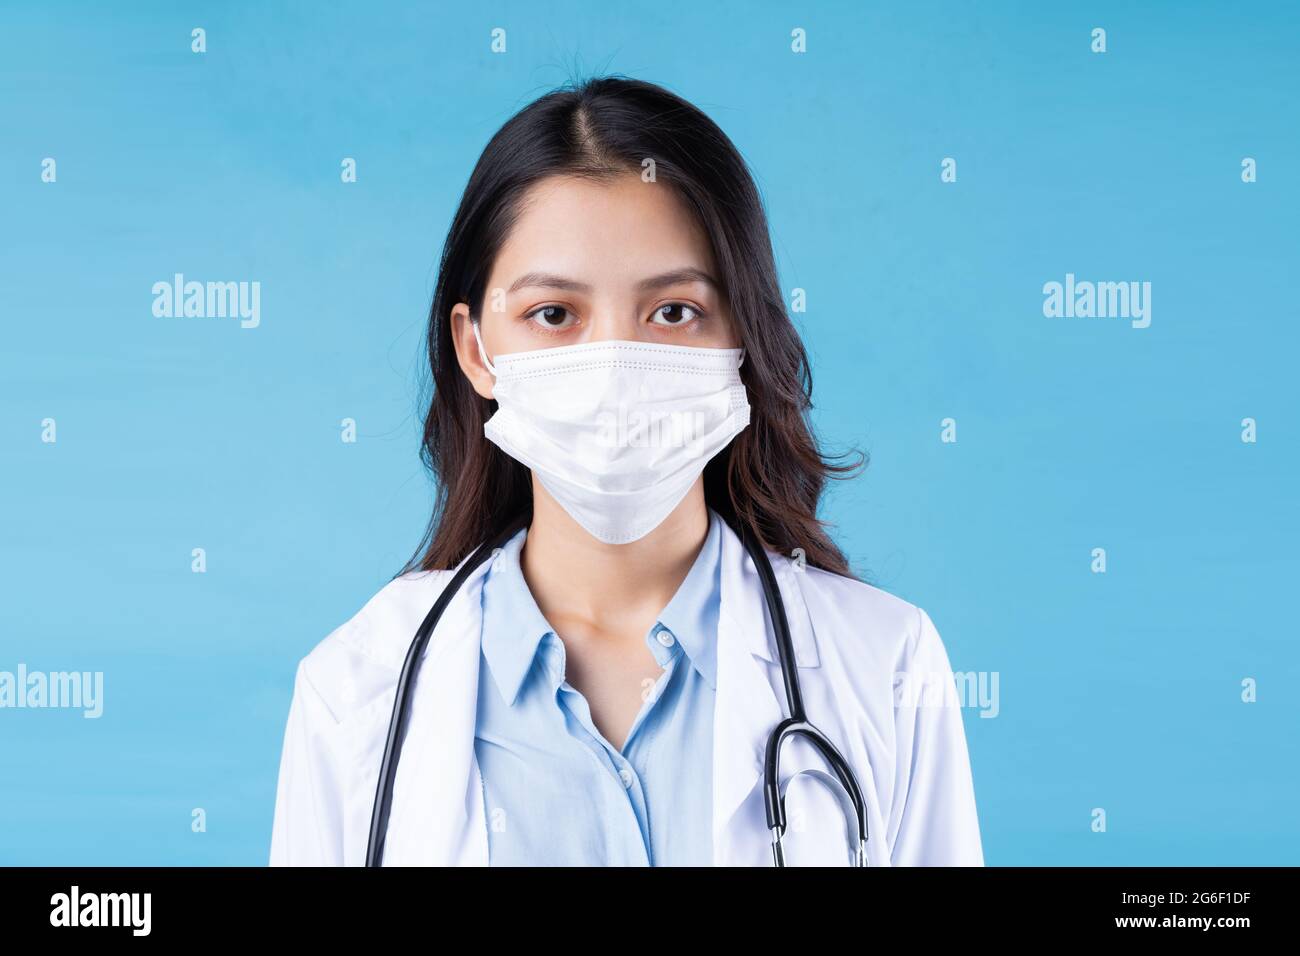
top-left (471, 319), bottom-right (750, 544)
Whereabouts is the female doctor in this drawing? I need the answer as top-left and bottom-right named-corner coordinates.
top-left (269, 75), bottom-right (984, 867)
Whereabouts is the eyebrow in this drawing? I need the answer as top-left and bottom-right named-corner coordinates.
top-left (506, 267), bottom-right (719, 295)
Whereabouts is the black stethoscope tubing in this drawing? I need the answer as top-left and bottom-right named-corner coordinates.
top-left (365, 516), bottom-right (868, 867)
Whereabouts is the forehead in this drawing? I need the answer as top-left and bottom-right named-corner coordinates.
top-left (489, 173), bottom-right (716, 284)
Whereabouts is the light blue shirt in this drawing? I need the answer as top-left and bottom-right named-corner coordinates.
top-left (473, 510), bottom-right (722, 866)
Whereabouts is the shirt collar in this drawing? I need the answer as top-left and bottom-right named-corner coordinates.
top-left (654, 508), bottom-right (722, 690)
top-left (479, 508), bottom-right (724, 705)
top-left (479, 525), bottom-right (554, 707)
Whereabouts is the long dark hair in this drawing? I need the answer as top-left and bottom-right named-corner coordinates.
top-left (399, 75), bottom-right (866, 577)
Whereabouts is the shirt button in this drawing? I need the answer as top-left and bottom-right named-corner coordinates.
top-left (655, 629), bottom-right (676, 648)
top-left (618, 767), bottom-right (634, 789)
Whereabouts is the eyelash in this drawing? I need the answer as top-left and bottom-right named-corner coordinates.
top-left (522, 302), bottom-right (707, 333)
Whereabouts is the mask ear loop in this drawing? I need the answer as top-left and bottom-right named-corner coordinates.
top-left (470, 318), bottom-right (498, 377)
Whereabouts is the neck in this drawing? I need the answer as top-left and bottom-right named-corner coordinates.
top-left (520, 479), bottom-right (710, 638)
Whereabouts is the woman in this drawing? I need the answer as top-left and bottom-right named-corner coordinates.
top-left (269, 75), bottom-right (983, 867)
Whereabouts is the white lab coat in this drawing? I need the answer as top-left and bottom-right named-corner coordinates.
top-left (269, 517), bottom-right (984, 866)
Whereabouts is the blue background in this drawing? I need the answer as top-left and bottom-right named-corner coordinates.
top-left (2, 1), bottom-right (1296, 865)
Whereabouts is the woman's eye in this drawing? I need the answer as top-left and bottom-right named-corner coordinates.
top-left (651, 303), bottom-right (702, 326)
top-left (525, 306), bottom-right (574, 330)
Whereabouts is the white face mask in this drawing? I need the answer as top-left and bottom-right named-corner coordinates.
top-left (471, 319), bottom-right (750, 544)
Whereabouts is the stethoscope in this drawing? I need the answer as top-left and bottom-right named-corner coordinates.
top-left (365, 515), bottom-right (869, 867)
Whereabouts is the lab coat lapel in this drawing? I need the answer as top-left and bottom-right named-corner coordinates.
top-left (382, 560), bottom-right (491, 866)
top-left (712, 519), bottom-right (828, 865)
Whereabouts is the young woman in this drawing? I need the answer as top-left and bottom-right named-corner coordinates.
top-left (269, 76), bottom-right (983, 867)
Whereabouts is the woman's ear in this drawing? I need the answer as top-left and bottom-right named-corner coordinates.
top-left (450, 304), bottom-right (496, 400)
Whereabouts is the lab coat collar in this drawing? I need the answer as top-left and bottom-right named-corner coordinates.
top-left (379, 511), bottom-right (823, 866)
top-left (381, 546), bottom-right (493, 867)
top-left (710, 512), bottom-right (822, 864)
